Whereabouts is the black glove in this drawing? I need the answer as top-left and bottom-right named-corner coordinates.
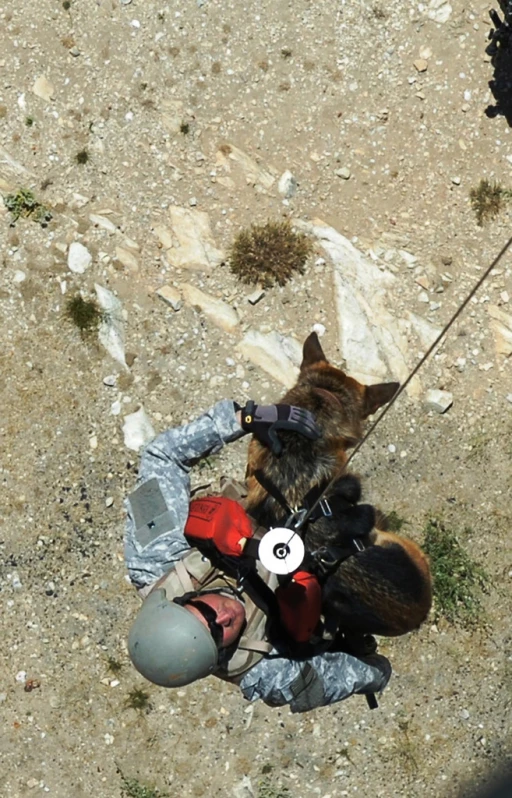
top-left (240, 400), bottom-right (321, 456)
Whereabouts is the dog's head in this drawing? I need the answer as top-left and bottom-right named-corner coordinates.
top-left (286, 332), bottom-right (399, 447)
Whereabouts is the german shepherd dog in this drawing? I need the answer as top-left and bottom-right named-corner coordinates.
top-left (245, 332), bottom-right (432, 638)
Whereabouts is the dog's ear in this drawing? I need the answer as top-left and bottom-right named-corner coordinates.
top-left (301, 332), bottom-right (327, 370)
top-left (363, 382), bottom-right (399, 417)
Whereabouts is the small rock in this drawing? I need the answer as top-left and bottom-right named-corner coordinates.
top-left (69, 46), bottom-right (80, 57)
top-left (15, 671), bottom-right (27, 683)
top-left (506, 394), bottom-right (512, 404)
top-left (189, 197), bottom-right (198, 207)
top-left (122, 407), bottom-right (156, 452)
top-left (246, 288), bottom-right (265, 305)
top-left (105, 497), bottom-right (114, 507)
top-left (33, 76), bottom-right (55, 102)
top-left (68, 241), bottom-right (92, 274)
top-left (425, 389), bottom-right (453, 414)
top-left (488, 305), bottom-right (512, 356)
top-left (95, 284), bottom-right (129, 371)
top-left (460, 709), bottom-right (470, 720)
top-left (399, 250), bottom-right (417, 266)
top-left (451, 176), bottom-right (461, 185)
top-left (89, 214), bottom-right (117, 233)
top-left (157, 284), bottom-right (183, 311)
top-left (455, 357), bottom-right (466, 372)
top-left (181, 283), bottom-right (239, 333)
top-left (103, 374), bottom-right (117, 387)
top-left (426, 0), bottom-right (452, 24)
top-left (115, 246), bottom-right (139, 273)
top-left (414, 58), bottom-right (428, 72)
top-left (418, 290), bottom-right (429, 303)
top-left (89, 435), bottom-right (98, 450)
top-left (335, 167), bottom-right (351, 180)
top-left (415, 275), bottom-right (430, 290)
top-left (312, 323), bottom-right (326, 337)
top-left (278, 170), bottom-right (297, 199)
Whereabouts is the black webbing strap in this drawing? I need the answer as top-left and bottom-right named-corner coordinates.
top-left (253, 469), bottom-right (293, 516)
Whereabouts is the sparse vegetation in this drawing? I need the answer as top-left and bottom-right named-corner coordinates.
top-left (25, 115), bottom-right (34, 127)
top-left (229, 220), bottom-right (312, 287)
top-left (119, 768), bottom-right (167, 798)
top-left (470, 179), bottom-right (512, 226)
top-left (371, 4), bottom-right (387, 19)
top-left (384, 510), bottom-right (407, 532)
top-left (65, 294), bottom-right (103, 336)
top-left (423, 520), bottom-right (489, 626)
top-left (125, 688), bottom-right (151, 711)
top-left (258, 777), bottom-right (291, 798)
top-left (107, 656), bottom-right (122, 675)
top-left (63, 0), bottom-right (71, 9)
top-left (75, 149), bottom-right (89, 165)
top-left (179, 121), bottom-right (190, 134)
top-left (4, 188), bottom-right (52, 226)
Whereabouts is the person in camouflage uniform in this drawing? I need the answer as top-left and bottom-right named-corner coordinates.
top-left (125, 399), bottom-right (391, 713)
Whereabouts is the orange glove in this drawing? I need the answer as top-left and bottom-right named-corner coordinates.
top-left (275, 570), bottom-right (322, 643)
top-left (184, 497), bottom-right (253, 557)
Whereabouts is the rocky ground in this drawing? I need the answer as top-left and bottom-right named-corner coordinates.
top-left (1, 0), bottom-right (512, 797)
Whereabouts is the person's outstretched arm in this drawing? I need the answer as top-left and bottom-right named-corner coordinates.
top-left (125, 400), bottom-right (244, 588)
top-left (238, 650), bottom-right (392, 713)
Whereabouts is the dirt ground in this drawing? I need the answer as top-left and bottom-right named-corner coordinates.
top-left (1, 1), bottom-right (512, 797)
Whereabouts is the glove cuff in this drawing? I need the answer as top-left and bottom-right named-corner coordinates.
top-left (239, 400), bottom-right (256, 432)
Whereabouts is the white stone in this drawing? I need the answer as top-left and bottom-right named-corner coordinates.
top-left (246, 288), bottom-right (265, 305)
top-left (312, 323), bottom-right (326, 337)
top-left (115, 246), bottom-right (139, 272)
top-left (488, 305), bottom-right (512, 356)
top-left (296, 219), bottom-right (426, 397)
top-left (89, 214), bottom-right (118, 233)
top-left (217, 144), bottom-right (276, 190)
top-left (166, 206), bottom-right (225, 272)
top-left (95, 284), bottom-right (129, 370)
top-left (278, 170), bottom-right (297, 198)
top-left (32, 75), bottom-right (55, 102)
top-left (122, 407), bottom-right (156, 451)
top-left (68, 242), bottom-right (92, 274)
top-left (425, 389), bottom-right (453, 414)
top-left (335, 167), bottom-right (351, 180)
top-left (181, 283), bottom-right (239, 333)
top-left (426, 0), bottom-right (452, 23)
top-left (236, 329), bottom-right (301, 387)
top-left (157, 284), bottom-right (183, 311)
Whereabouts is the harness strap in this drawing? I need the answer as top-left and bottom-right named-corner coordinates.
top-left (238, 638), bottom-right (273, 654)
top-left (253, 469), bottom-right (293, 516)
top-left (174, 559), bottom-right (195, 594)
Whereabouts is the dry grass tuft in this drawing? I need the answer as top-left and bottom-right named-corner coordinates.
top-left (229, 220), bottom-right (312, 287)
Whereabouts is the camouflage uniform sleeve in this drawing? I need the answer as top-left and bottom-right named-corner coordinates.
top-left (237, 651), bottom-right (392, 713)
top-left (124, 399), bottom-right (246, 588)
